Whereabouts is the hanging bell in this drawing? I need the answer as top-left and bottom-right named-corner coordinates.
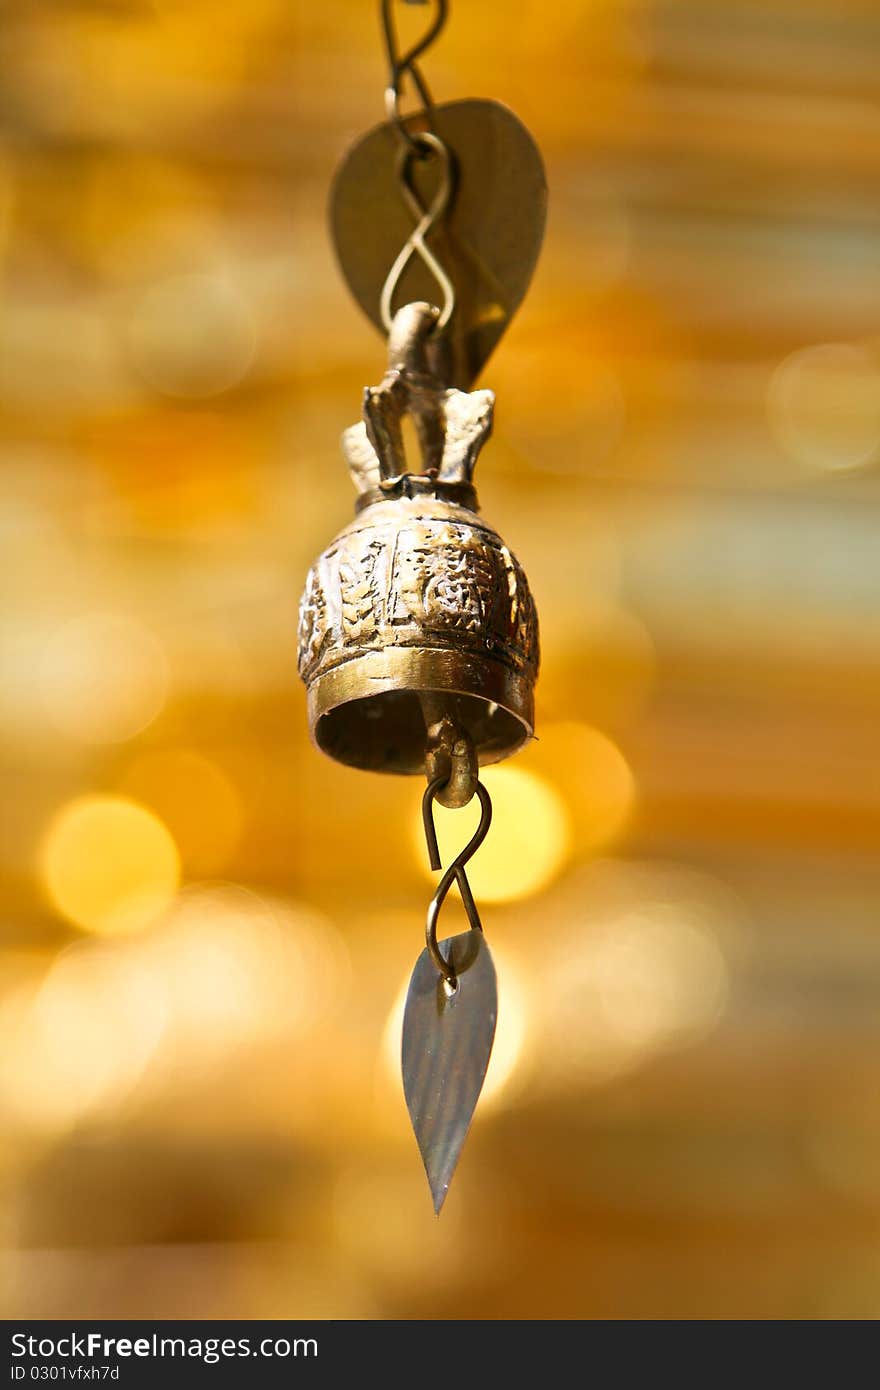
top-left (297, 301), bottom-right (539, 783)
top-left (296, 0), bottom-right (548, 1213)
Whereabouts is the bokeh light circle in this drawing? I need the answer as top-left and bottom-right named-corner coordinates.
top-left (767, 341), bottom-right (880, 473)
top-left (524, 720), bottom-right (636, 855)
top-left (39, 612), bottom-right (169, 745)
top-left (120, 748), bottom-right (243, 876)
top-left (0, 943), bottom-right (167, 1134)
top-left (127, 273), bottom-right (256, 398)
top-left (419, 765), bottom-right (571, 903)
top-left (41, 795), bottom-right (180, 935)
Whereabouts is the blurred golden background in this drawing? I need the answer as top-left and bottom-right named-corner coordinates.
top-left (2, 0), bottom-right (879, 1320)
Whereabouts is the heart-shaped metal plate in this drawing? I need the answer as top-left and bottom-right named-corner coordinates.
top-left (330, 99), bottom-right (547, 389)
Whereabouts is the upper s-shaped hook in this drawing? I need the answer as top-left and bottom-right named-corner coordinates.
top-left (381, 0), bottom-right (449, 135)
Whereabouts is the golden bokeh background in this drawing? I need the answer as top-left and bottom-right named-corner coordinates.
top-left (2, 0), bottom-right (879, 1319)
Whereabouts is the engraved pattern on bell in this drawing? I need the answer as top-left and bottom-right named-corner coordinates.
top-left (298, 501), bottom-right (537, 687)
top-left (297, 303), bottom-right (539, 775)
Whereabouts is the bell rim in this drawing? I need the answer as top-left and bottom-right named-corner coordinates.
top-left (306, 645), bottom-right (534, 774)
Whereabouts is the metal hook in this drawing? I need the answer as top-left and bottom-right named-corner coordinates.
top-left (379, 130), bottom-right (456, 332)
top-left (381, 0), bottom-right (449, 146)
top-left (422, 777), bottom-right (492, 988)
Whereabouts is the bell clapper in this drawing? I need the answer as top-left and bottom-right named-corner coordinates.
top-left (420, 698), bottom-right (477, 811)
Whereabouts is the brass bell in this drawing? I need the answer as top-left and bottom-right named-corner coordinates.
top-left (297, 303), bottom-right (539, 788)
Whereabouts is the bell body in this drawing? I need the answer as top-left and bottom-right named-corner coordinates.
top-left (297, 491), bottom-right (538, 774)
top-left (298, 302), bottom-right (539, 776)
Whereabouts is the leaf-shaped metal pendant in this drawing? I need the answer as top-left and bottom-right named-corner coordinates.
top-left (401, 928), bottom-right (497, 1213)
top-left (330, 99), bottom-right (547, 389)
